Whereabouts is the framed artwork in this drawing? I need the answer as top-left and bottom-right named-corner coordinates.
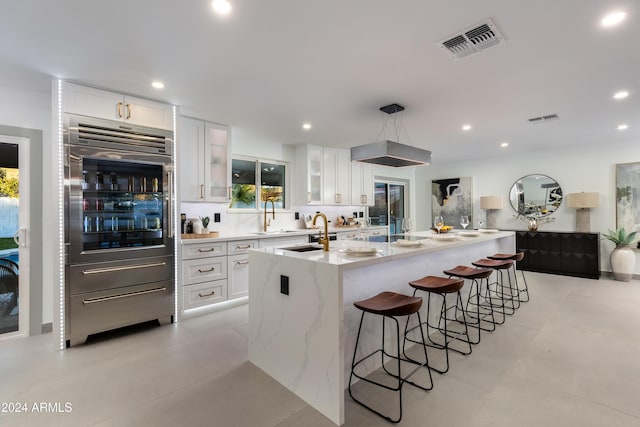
top-left (616, 162), bottom-right (640, 237)
top-left (431, 177), bottom-right (472, 228)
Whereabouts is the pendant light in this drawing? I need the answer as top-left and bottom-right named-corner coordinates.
top-left (351, 103), bottom-right (432, 167)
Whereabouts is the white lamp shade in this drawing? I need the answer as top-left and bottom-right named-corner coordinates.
top-left (480, 195), bottom-right (504, 210)
top-left (567, 192), bottom-right (599, 208)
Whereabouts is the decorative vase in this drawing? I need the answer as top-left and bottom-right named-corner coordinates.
top-left (202, 227), bottom-right (209, 234)
top-left (527, 217), bottom-right (538, 231)
top-left (610, 245), bottom-right (636, 282)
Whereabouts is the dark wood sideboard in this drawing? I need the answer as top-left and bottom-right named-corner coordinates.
top-left (515, 231), bottom-right (600, 279)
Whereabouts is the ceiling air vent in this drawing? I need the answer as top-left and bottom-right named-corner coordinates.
top-left (528, 114), bottom-right (560, 124)
top-left (438, 19), bottom-right (506, 60)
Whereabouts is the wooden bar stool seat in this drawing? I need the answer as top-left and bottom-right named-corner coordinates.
top-left (443, 265), bottom-right (498, 339)
top-left (349, 291), bottom-right (433, 423)
top-left (405, 275), bottom-right (472, 374)
top-left (472, 258), bottom-right (517, 317)
top-left (488, 252), bottom-right (529, 304)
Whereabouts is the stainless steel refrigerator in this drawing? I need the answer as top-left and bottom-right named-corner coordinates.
top-left (64, 114), bottom-right (175, 347)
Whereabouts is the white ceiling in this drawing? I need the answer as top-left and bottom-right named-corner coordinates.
top-left (1, 0), bottom-right (639, 163)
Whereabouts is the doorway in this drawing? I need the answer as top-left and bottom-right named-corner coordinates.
top-left (368, 180), bottom-right (408, 235)
top-left (0, 138), bottom-right (29, 336)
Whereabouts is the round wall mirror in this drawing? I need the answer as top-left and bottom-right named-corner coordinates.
top-left (509, 174), bottom-right (563, 217)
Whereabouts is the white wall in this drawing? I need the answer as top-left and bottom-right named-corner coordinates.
top-left (0, 66), bottom-right (53, 326)
top-left (416, 142), bottom-right (640, 273)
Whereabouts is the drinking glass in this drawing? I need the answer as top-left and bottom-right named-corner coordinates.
top-left (477, 214), bottom-right (486, 229)
top-left (460, 215), bottom-right (469, 229)
top-left (401, 218), bottom-right (412, 235)
top-left (434, 216), bottom-right (444, 233)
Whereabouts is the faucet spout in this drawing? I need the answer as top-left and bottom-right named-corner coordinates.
top-left (263, 198), bottom-right (276, 232)
top-left (312, 212), bottom-right (330, 251)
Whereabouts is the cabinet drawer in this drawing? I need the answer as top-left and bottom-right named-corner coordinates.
top-left (183, 280), bottom-right (227, 310)
top-left (227, 239), bottom-right (258, 255)
top-left (228, 254), bottom-right (250, 300)
top-left (182, 257), bottom-right (227, 285)
top-left (182, 241), bottom-right (227, 259)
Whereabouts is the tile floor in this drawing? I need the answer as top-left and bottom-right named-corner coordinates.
top-left (1, 272), bottom-right (640, 426)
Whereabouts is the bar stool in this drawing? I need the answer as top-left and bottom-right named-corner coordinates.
top-left (488, 252), bottom-right (530, 304)
top-left (443, 265), bottom-right (498, 342)
top-left (471, 258), bottom-right (516, 317)
top-left (349, 291), bottom-right (433, 423)
top-left (404, 276), bottom-right (472, 374)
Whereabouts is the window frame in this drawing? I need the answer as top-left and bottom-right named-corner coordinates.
top-left (228, 155), bottom-right (290, 213)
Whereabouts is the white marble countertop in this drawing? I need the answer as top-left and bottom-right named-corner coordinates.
top-left (180, 226), bottom-right (388, 244)
top-left (251, 230), bottom-right (515, 271)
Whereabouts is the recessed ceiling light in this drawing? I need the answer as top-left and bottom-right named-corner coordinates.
top-left (462, 124), bottom-right (472, 131)
top-left (618, 124), bottom-right (629, 130)
top-left (151, 81), bottom-right (164, 89)
top-left (601, 11), bottom-right (626, 27)
top-left (302, 123), bottom-right (312, 130)
top-left (212, 0), bottom-right (231, 15)
top-left (500, 142), bottom-right (509, 148)
top-left (613, 90), bottom-right (629, 100)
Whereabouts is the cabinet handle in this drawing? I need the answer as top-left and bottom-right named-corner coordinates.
top-left (235, 245), bottom-right (251, 250)
top-left (126, 103), bottom-right (131, 119)
top-left (235, 260), bottom-right (249, 266)
top-left (200, 184), bottom-right (205, 199)
top-left (335, 193), bottom-right (342, 203)
top-left (198, 291), bottom-right (215, 298)
top-left (197, 267), bottom-right (215, 273)
top-left (228, 186), bottom-right (232, 199)
top-left (117, 102), bottom-right (123, 118)
top-left (363, 194), bottom-right (367, 204)
top-left (307, 191), bottom-right (311, 203)
top-left (197, 248), bottom-right (216, 252)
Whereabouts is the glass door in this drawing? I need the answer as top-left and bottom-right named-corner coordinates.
top-left (368, 181), bottom-right (407, 235)
top-left (0, 139), bottom-right (28, 336)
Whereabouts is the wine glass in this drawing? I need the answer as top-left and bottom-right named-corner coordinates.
top-left (477, 213), bottom-right (486, 229)
top-left (460, 215), bottom-right (469, 230)
top-left (401, 218), bottom-right (412, 235)
top-left (434, 216), bottom-right (444, 233)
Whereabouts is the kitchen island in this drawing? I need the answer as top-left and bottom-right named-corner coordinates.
top-left (248, 230), bottom-right (515, 425)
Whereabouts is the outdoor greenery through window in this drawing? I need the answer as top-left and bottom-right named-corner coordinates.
top-left (230, 159), bottom-right (286, 209)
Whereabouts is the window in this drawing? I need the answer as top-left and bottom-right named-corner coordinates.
top-left (368, 180), bottom-right (408, 235)
top-left (230, 158), bottom-right (286, 209)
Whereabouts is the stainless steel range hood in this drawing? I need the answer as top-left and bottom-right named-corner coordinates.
top-left (350, 140), bottom-right (431, 167)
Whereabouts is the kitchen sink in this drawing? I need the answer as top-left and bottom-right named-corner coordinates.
top-left (281, 245), bottom-right (324, 252)
top-left (251, 230), bottom-right (302, 235)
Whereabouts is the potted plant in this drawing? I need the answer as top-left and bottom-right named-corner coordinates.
top-left (603, 227), bottom-right (639, 282)
top-left (200, 216), bottom-right (210, 234)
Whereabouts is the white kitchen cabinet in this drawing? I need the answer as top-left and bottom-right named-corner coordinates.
top-left (295, 144), bottom-right (350, 206)
top-left (62, 81), bottom-right (173, 130)
top-left (181, 240), bottom-right (229, 312)
top-left (226, 239), bottom-right (257, 300)
top-left (183, 280), bottom-right (227, 310)
top-left (228, 254), bottom-right (250, 300)
top-left (323, 147), bottom-right (351, 205)
top-left (350, 161), bottom-right (375, 206)
top-left (179, 116), bottom-right (231, 202)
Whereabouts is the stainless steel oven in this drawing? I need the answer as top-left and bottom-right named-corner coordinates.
top-left (64, 114), bottom-right (175, 347)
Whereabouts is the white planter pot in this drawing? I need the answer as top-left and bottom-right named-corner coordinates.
top-left (610, 246), bottom-right (636, 282)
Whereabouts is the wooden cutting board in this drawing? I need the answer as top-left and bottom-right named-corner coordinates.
top-left (181, 231), bottom-right (220, 239)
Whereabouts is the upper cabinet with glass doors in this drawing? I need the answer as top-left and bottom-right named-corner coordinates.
top-left (295, 144), bottom-right (351, 206)
top-left (62, 81), bottom-right (173, 130)
top-left (179, 116), bottom-right (231, 202)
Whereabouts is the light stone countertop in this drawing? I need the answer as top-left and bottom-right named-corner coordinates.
top-left (251, 230), bottom-right (515, 271)
top-left (179, 226), bottom-right (388, 244)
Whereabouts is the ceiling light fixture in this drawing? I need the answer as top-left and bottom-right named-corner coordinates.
top-left (601, 11), bottom-right (626, 27)
top-left (351, 103), bottom-right (431, 167)
top-left (212, 0), bottom-right (232, 15)
top-left (500, 142), bottom-right (509, 147)
top-left (613, 90), bottom-right (629, 100)
top-left (617, 124), bottom-right (628, 130)
top-left (462, 124), bottom-right (472, 131)
top-left (151, 81), bottom-right (165, 89)
top-left (302, 123), bottom-right (312, 130)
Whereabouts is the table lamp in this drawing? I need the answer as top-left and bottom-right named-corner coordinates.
top-left (566, 192), bottom-right (599, 233)
top-left (480, 196), bottom-right (504, 229)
